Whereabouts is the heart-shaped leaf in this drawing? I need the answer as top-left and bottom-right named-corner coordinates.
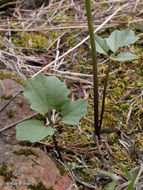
top-left (23, 73), bottom-right (70, 115)
top-left (94, 34), bottom-right (109, 55)
top-left (16, 120), bottom-right (54, 142)
top-left (110, 52), bottom-right (138, 61)
top-left (106, 28), bottom-right (139, 53)
top-left (61, 99), bottom-right (88, 125)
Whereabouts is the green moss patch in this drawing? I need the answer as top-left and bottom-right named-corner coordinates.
top-left (28, 181), bottom-right (52, 190)
top-left (0, 94), bottom-right (12, 100)
top-left (7, 110), bottom-right (14, 119)
top-left (0, 71), bottom-right (25, 86)
top-left (0, 163), bottom-right (13, 182)
top-left (13, 149), bottom-right (38, 157)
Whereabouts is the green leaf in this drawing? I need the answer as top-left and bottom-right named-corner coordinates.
top-left (110, 52), bottom-right (138, 61)
top-left (106, 180), bottom-right (118, 190)
top-left (106, 28), bottom-right (139, 52)
top-left (23, 73), bottom-right (70, 115)
top-left (94, 34), bottom-right (109, 55)
top-left (96, 170), bottom-right (113, 178)
top-left (123, 166), bottom-right (132, 181)
top-left (61, 99), bottom-right (88, 125)
top-left (127, 167), bottom-right (140, 190)
top-left (16, 120), bottom-right (54, 142)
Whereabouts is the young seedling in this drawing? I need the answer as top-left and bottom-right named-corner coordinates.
top-left (96, 165), bottom-right (143, 190)
top-left (16, 73), bottom-right (88, 159)
top-left (85, 0), bottom-right (139, 139)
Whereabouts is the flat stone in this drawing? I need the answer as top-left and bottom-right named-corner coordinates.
top-left (0, 144), bottom-right (74, 190)
top-left (0, 78), bottom-right (34, 145)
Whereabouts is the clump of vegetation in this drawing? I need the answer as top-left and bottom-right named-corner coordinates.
top-left (0, 163), bottom-right (13, 182)
top-left (13, 33), bottom-right (49, 50)
top-left (13, 149), bottom-right (38, 157)
top-left (85, 0), bottom-right (139, 139)
top-left (28, 181), bottom-right (51, 190)
top-left (16, 74), bottom-right (88, 161)
top-left (7, 110), bottom-right (14, 119)
top-left (0, 71), bottom-right (25, 86)
top-left (96, 165), bottom-right (143, 190)
top-left (0, 94), bottom-right (12, 100)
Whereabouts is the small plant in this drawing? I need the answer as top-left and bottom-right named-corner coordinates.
top-left (16, 73), bottom-right (88, 145)
top-left (96, 165), bottom-right (143, 190)
top-left (85, 0), bottom-right (139, 139)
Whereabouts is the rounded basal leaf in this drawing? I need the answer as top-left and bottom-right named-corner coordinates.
top-left (16, 120), bottom-right (54, 142)
top-left (61, 99), bottom-right (88, 125)
top-left (110, 52), bottom-right (138, 61)
top-left (23, 73), bottom-right (70, 115)
top-left (94, 34), bottom-right (109, 55)
top-left (106, 28), bottom-right (139, 53)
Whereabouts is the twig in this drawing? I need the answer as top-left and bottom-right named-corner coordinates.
top-left (93, 135), bottom-right (107, 164)
top-left (0, 113), bottom-right (38, 133)
top-left (52, 68), bottom-right (120, 78)
top-left (58, 159), bottom-right (98, 189)
top-left (0, 91), bottom-right (22, 113)
top-left (52, 134), bottom-right (64, 162)
top-left (126, 90), bottom-right (143, 124)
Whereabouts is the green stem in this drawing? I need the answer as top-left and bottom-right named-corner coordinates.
top-left (99, 61), bottom-right (112, 131)
top-left (85, 0), bottom-right (100, 139)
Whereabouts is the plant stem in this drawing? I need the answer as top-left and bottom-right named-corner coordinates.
top-left (52, 134), bottom-right (64, 162)
top-left (85, 0), bottom-right (100, 139)
top-left (99, 61), bottom-right (112, 131)
top-left (47, 112), bottom-right (64, 162)
top-left (47, 111), bottom-right (53, 126)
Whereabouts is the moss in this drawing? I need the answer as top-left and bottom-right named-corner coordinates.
top-left (12, 31), bottom-right (60, 55)
top-left (0, 94), bottom-right (12, 100)
top-left (0, 70), bottom-right (25, 86)
top-left (36, 114), bottom-right (46, 121)
top-left (13, 149), bottom-right (38, 157)
top-left (55, 12), bottom-right (69, 21)
top-left (13, 33), bottom-right (49, 50)
top-left (7, 110), bottom-right (14, 119)
top-left (0, 163), bottom-right (13, 182)
top-left (111, 145), bottom-right (136, 172)
top-left (28, 181), bottom-right (52, 190)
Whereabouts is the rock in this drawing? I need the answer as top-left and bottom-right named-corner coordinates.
top-left (0, 78), bottom-right (34, 145)
top-left (0, 144), bottom-right (74, 190)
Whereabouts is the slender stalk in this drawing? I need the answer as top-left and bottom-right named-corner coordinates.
top-left (52, 134), bottom-right (64, 162)
top-left (47, 111), bottom-right (64, 161)
top-left (85, 0), bottom-right (100, 139)
top-left (99, 61), bottom-right (112, 132)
